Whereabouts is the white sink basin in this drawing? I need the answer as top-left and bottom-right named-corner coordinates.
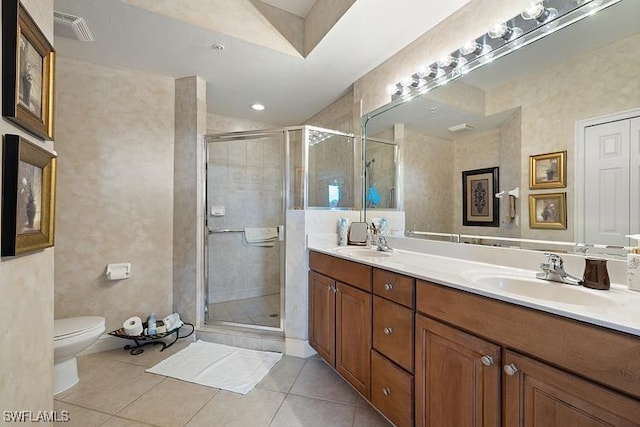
top-left (333, 247), bottom-right (393, 258)
top-left (462, 270), bottom-right (617, 308)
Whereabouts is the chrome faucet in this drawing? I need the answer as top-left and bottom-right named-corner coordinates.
top-left (376, 235), bottom-right (393, 252)
top-left (536, 253), bottom-right (583, 286)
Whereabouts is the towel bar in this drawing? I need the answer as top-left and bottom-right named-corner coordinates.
top-left (209, 228), bottom-right (245, 233)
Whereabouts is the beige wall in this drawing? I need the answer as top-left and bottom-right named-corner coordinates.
top-left (0, 0), bottom-right (55, 414)
top-left (305, 92), bottom-right (355, 134)
top-left (403, 129), bottom-right (453, 233)
top-left (55, 57), bottom-right (175, 333)
top-left (488, 33), bottom-right (640, 241)
top-left (207, 112), bottom-right (276, 134)
top-left (173, 76), bottom-right (207, 326)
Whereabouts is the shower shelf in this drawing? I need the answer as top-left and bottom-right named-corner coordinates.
top-left (109, 321), bottom-right (194, 355)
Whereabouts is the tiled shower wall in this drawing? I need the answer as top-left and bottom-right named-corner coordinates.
top-left (207, 136), bottom-right (283, 303)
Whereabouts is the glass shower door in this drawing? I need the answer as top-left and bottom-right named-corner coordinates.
top-left (205, 131), bottom-right (285, 330)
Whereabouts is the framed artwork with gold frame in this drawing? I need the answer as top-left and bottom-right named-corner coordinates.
top-left (529, 151), bottom-right (566, 189)
top-left (2, 0), bottom-right (55, 140)
top-left (1, 134), bottom-right (57, 256)
top-left (529, 193), bottom-right (566, 230)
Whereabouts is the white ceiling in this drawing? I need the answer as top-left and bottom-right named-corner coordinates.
top-left (53, 0), bottom-right (472, 125)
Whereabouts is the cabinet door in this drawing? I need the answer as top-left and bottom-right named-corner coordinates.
top-left (504, 350), bottom-right (640, 427)
top-left (415, 315), bottom-right (501, 427)
top-left (336, 281), bottom-right (372, 398)
top-left (309, 271), bottom-right (335, 365)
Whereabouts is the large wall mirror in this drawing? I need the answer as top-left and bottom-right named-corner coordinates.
top-left (363, 0), bottom-right (639, 255)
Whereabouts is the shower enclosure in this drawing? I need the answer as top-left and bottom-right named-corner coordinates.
top-left (365, 137), bottom-right (399, 209)
top-left (204, 126), bottom-right (355, 331)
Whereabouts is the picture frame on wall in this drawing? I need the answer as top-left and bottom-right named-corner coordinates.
top-left (2, 0), bottom-right (55, 140)
top-left (529, 192), bottom-right (567, 230)
top-left (529, 150), bottom-right (566, 189)
top-left (462, 166), bottom-right (499, 227)
top-left (1, 134), bottom-right (57, 256)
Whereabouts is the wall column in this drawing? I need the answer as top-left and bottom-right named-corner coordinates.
top-left (173, 76), bottom-right (207, 325)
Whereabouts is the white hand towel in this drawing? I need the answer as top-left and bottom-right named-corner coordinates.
top-left (244, 228), bottom-right (278, 246)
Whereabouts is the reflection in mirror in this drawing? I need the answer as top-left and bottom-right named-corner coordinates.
top-left (364, 0), bottom-right (640, 255)
top-left (365, 138), bottom-right (398, 209)
top-left (307, 129), bottom-right (355, 208)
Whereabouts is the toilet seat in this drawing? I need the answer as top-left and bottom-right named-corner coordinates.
top-left (54, 316), bottom-right (105, 341)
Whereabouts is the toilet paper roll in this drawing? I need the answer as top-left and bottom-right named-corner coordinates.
top-left (123, 316), bottom-right (143, 336)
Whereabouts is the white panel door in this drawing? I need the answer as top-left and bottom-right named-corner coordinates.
top-left (631, 118), bottom-right (640, 238)
top-left (584, 120), bottom-right (630, 246)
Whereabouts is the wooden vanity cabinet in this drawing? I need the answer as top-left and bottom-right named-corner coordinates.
top-left (503, 350), bottom-right (640, 426)
top-left (416, 279), bottom-right (640, 427)
top-left (415, 315), bottom-right (501, 427)
top-left (308, 270), bottom-right (335, 364)
top-left (308, 252), bottom-right (372, 398)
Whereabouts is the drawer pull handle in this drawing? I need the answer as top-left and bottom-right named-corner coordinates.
top-left (382, 387), bottom-right (392, 396)
top-left (383, 327), bottom-right (393, 335)
top-left (384, 283), bottom-right (393, 291)
top-left (480, 355), bottom-right (494, 366)
top-left (503, 363), bottom-right (519, 376)
top-left (327, 285), bottom-right (337, 293)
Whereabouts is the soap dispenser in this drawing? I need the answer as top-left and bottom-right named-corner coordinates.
top-left (626, 234), bottom-right (640, 292)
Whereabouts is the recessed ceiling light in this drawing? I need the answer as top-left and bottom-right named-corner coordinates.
top-left (251, 103), bottom-right (265, 111)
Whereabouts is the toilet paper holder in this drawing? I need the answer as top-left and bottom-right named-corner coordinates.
top-left (106, 263), bottom-right (131, 280)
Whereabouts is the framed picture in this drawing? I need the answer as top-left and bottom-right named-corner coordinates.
top-left (2, 0), bottom-right (55, 140)
top-left (462, 167), bottom-right (499, 227)
top-left (529, 151), bottom-right (566, 189)
top-left (529, 193), bottom-right (567, 229)
top-left (1, 134), bottom-right (57, 256)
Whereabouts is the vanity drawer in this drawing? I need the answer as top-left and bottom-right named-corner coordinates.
top-left (371, 350), bottom-right (413, 427)
top-left (373, 296), bottom-right (414, 372)
top-left (373, 268), bottom-right (415, 308)
top-left (309, 251), bottom-right (372, 291)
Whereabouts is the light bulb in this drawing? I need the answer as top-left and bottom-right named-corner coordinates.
top-left (460, 41), bottom-right (493, 56)
top-left (521, 2), bottom-right (558, 23)
top-left (386, 84), bottom-right (398, 96)
top-left (460, 41), bottom-right (481, 55)
top-left (488, 22), bottom-right (523, 41)
top-left (437, 55), bottom-right (455, 68)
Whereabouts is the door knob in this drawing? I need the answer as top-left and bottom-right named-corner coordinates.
top-left (383, 327), bottom-right (393, 335)
top-left (480, 355), bottom-right (494, 366)
top-left (503, 363), bottom-right (519, 376)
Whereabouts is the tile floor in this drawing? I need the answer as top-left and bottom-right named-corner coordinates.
top-left (55, 342), bottom-right (392, 426)
top-left (208, 294), bottom-right (281, 328)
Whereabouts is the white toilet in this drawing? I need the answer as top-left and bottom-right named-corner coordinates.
top-left (53, 316), bottom-right (105, 395)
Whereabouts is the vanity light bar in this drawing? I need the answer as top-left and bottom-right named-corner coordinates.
top-left (386, 0), bottom-right (623, 101)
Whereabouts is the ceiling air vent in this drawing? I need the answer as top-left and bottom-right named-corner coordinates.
top-left (53, 11), bottom-right (94, 42)
top-left (447, 123), bottom-right (475, 133)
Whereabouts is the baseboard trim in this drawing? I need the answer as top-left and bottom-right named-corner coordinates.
top-left (285, 338), bottom-right (316, 358)
top-left (78, 334), bottom-right (124, 356)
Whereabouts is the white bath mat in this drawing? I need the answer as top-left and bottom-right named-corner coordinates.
top-left (146, 340), bottom-right (282, 395)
